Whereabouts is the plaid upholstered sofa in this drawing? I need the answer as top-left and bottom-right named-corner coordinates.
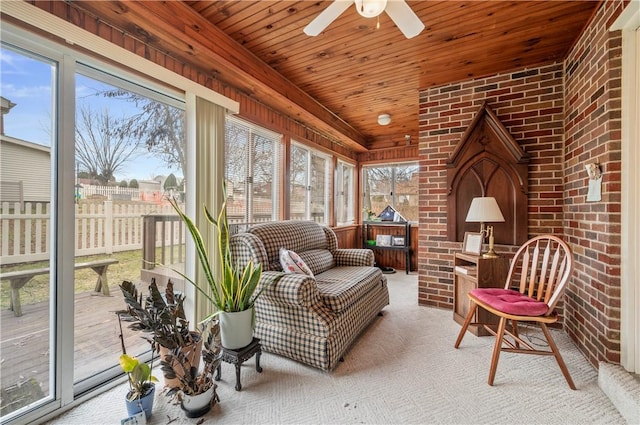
top-left (229, 220), bottom-right (389, 371)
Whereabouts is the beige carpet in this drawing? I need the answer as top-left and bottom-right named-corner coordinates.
top-left (49, 273), bottom-right (624, 425)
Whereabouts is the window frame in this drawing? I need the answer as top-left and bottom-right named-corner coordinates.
top-left (224, 116), bottom-right (283, 224)
top-left (362, 161), bottom-right (419, 224)
top-left (335, 159), bottom-right (356, 226)
top-left (289, 140), bottom-right (333, 224)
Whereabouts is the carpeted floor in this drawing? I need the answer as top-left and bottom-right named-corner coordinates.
top-left (48, 273), bottom-right (624, 424)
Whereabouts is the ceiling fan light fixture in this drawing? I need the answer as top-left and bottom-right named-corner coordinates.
top-left (304, 0), bottom-right (423, 39)
top-left (378, 113), bottom-right (391, 126)
top-left (355, 0), bottom-right (388, 18)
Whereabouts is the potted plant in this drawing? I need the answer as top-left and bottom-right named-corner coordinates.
top-left (119, 353), bottom-right (158, 420)
top-left (119, 278), bottom-right (202, 388)
top-left (116, 311), bottom-right (158, 420)
top-left (168, 189), bottom-right (268, 349)
top-left (363, 206), bottom-right (376, 221)
top-left (162, 318), bottom-right (222, 418)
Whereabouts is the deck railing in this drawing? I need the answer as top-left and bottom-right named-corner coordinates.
top-left (140, 214), bottom-right (282, 271)
top-left (141, 214), bottom-right (185, 270)
top-left (1, 198), bottom-right (327, 269)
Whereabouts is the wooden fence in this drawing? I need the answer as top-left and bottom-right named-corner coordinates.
top-left (2, 199), bottom-right (326, 266)
top-left (79, 184), bottom-right (164, 202)
top-left (0, 201), bottom-right (182, 265)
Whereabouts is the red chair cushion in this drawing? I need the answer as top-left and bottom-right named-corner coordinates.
top-left (470, 288), bottom-right (549, 316)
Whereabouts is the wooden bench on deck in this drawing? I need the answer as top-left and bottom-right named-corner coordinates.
top-left (0, 259), bottom-right (119, 316)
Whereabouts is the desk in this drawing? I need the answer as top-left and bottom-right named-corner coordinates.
top-left (214, 338), bottom-right (262, 391)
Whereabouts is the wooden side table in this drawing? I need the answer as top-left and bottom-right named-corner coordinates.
top-left (453, 252), bottom-right (510, 336)
top-left (214, 338), bottom-right (262, 391)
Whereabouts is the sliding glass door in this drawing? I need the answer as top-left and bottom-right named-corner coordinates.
top-left (1, 24), bottom-right (186, 423)
top-left (73, 67), bottom-right (186, 389)
top-left (0, 43), bottom-right (56, 419)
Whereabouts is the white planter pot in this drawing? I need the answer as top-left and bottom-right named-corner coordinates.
top-left (181, 385), bottom-right (215, 418)
top-left (219, 308), bottom-right (253, 349)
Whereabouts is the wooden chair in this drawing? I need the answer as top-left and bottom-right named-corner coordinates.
top-left (454, 235), bottom-right (576, 389)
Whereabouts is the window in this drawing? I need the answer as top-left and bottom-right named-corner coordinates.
top-left (290, 142), bottom-right (331, 224)
top-left (224, 116), bottom-right (282, 224)
top-left (335, 160), bottom-right (356, 226)
top-left (363, 162), bottom-right (419, 222)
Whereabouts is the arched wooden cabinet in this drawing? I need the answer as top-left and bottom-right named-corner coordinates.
top-left (446, 102), bottom-right (530, 246)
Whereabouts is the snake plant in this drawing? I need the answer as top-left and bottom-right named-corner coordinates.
top-left (167, 189), bottom-right (265, 313)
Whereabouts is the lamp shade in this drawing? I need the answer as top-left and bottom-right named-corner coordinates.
top-left (465, 197), bottom-right (505, 223)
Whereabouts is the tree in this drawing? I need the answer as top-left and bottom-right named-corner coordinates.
top-left (119, 180), bottom-right (128, 188)
top-left (363, 164), bottom-right (419, 221)
top-left (75, 105), bottom-right (140, 184)
top-left (129, 179), bottom-right (139, 189)
top-left (164, 173), bottom-right (178, 191)
top-left (103, 90), bottom-right (186, 178)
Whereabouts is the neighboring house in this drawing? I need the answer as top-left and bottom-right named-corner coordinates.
top-left (139, 179), bottom-right (162, 193)
top-left (0, 135), bottom-right (51, 204)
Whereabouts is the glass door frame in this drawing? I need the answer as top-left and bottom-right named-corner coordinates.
top-left (0, 21), bottom-right (187, 425)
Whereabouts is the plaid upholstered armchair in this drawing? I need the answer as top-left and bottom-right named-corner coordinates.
top-left (229, 220), bottom-right (389, 371)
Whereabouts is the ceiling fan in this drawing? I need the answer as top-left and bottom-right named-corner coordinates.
top-left (304, 0), bottom-right (425, 39)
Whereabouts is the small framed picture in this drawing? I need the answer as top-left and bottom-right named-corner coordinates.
top-left (376, 234), bottom-right (392, 246)
top-left (392, 236), bottom-right (405, 246)
top-left (462, 232), bottom-right (483, 255)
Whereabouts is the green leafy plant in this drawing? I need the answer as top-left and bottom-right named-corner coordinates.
top-left (167, 189), bottom-right (266, 313)
top-left (363, 206), bottom-right (377, 220)
top-left (119, 354), bottom-right (158, 401)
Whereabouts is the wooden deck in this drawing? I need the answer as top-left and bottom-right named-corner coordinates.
top-left (0, 284), bottom-right (149, 404)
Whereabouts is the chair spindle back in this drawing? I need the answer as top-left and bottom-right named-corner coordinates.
top-left (506, 235), bottom-right (573, 315)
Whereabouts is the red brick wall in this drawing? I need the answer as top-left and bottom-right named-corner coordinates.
top-left (417, 63), bottom-right (566, 309)
top-left (563, 0), bottom-right (625, 366)
top-left (418, 0), bottom-right (626, 369)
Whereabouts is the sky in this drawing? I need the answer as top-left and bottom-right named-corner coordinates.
top-left (1, 46), bottom-right (181, 182)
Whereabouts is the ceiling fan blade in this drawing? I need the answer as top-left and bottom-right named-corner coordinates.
top-left (384, 0), bottom-right (425, 39)
top-left (304, 0), bottom-right (353, 36)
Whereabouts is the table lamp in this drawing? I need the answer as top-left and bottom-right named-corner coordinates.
top-left (465, 196), bottom-right (505, 258)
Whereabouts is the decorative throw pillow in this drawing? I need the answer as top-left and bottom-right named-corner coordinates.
top-left (279, 248), bottom-right (314, 277)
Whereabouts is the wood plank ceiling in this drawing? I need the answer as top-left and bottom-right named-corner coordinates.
top-left (71, 1), bottom-right (598, 151)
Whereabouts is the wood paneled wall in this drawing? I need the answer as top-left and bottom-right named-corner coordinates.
top-left (27, 0), bottom-right (358, 162)
top-left (358, 145), bottom-right (419, 164)
top-left (334, 224), bottom-right (418, 272)
top-left (333, 226), bottom-right (359, 249)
